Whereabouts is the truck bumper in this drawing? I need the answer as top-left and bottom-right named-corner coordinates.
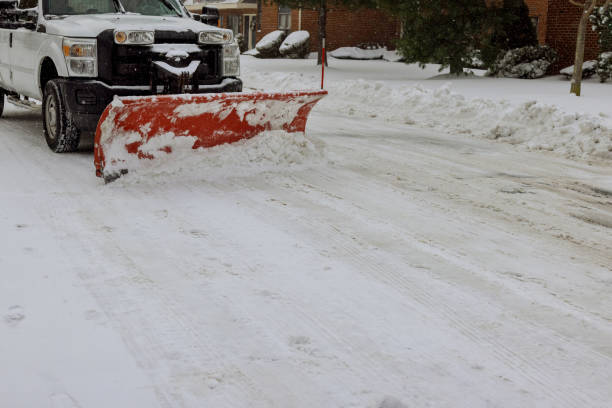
top-left (56, 77), bottom-right (243, 133)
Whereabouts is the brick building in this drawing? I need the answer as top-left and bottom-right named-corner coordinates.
top-left (525, 0), bottom-right (600, 72)
top-left (186, 0), bottom-right (259, 49)
top-left (255, 4), bottom-right (400, 54)
top-left (186, 1), bottom-right (602, 75)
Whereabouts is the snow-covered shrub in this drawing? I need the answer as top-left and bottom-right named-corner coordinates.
top-left (329, 47), bottom-right (384, 60)
top-left (255, 30), bottom-right (286, 58)
top-left (560, 60), bottom-right (598, 80)
top-left (464, 49), bottom-right (486, 69)
top-left (279, 31), bottom-right (310, 59)
top-left (597, 51), bottom-right (612, 83)
top-left (488, 45), bottom-right (558, 79)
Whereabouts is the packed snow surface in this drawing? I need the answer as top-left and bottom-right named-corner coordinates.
top-left (1, 55), bottom-right (611, 408)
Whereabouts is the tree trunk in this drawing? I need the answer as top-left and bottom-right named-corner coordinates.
top-left (317, 0), bottom-right (328, 66)
top-left (449, 60), bottom-right (464, 76)
top-left (570, 1), bottom-right (596, 96)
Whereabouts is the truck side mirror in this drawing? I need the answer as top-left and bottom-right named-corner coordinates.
top-left (191, 13), bottom-right (201, 22)
top-left (25, 8), bottom-right (37, 29)
top-left (200, 6), bottom-right (219, 26)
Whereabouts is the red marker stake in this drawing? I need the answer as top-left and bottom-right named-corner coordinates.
top-left (321, 38), bottom-right (326, 90)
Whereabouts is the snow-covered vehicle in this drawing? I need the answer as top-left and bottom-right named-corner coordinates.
top-left (0, 0), bottom-right (242, 152)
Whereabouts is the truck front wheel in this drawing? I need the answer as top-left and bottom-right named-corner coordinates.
top-left (42, 80), bottom-right (80, 152)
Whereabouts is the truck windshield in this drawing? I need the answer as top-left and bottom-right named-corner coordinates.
top-left (120, 0), bottom-right (182, 16)
top-left (44, 0), bottom-right (119, 15)
top-left (43, 0), bottom-right (183, 16)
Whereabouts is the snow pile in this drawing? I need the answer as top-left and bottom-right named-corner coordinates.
top-left (105, 130), bottom-right (327, 184)
top-left (330, 47), bottom-right (384, 60)
top-left (242, 69), bottom-right (612, 160)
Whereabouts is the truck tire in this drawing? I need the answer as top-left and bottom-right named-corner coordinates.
top-left (42, 80), bottom-right (80, 152)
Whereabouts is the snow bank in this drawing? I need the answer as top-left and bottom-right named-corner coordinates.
top-left (242, 70), bottom-right (612, 160)
top-left (105, 131), bottom-right (327, 185)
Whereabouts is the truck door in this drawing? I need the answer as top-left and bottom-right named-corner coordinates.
top-left (10, 28), bottom-right (40, 98)
top-left (0, 28), bottom-right (15, 90)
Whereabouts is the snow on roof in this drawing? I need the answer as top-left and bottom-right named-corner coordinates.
top-left (187, 0), bottom-right (256, 9)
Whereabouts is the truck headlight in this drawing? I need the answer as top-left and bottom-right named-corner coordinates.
top-left (199, 30), bottom-right (233, 44)
top-left (63, 38), bottom-right (97, 77)
top-left (222, 43), bottom-right (240, 77)
top-left (114, 30), bottom-right (154, 45)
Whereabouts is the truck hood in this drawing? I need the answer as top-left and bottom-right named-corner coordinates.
top-left (43, 14), bottom-right (220, 38)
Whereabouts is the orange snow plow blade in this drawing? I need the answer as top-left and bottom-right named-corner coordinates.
top-left (94, 90), bottom-right (327, 181)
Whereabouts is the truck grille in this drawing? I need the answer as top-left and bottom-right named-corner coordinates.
top-left (96, 29), bottom-right (222, 88)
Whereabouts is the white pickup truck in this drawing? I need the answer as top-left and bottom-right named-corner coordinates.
top-left (0, 0), bottom-right (241, 152)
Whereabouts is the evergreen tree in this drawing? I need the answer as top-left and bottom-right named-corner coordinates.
top-left (481, 0), bottom-right (538, 67)
top-left (378, 0), bottom-right (493, 75)
top-left (590, 3), bottom-right (612, 52)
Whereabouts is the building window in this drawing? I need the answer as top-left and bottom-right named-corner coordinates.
top-left (227, 15), bottom-right (241, 35)
top-left (278, 6), bottom-right (291, 30)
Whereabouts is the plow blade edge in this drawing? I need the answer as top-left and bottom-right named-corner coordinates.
top-left (94, 90), bottom-right (327, 180)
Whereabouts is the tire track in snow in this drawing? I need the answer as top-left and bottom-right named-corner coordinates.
top-left (101, 179), bottom-right (412, 407)
top-left (48, 192), bottom-right (281, 408)
top-left (211, 165), bottom-right (611, 408)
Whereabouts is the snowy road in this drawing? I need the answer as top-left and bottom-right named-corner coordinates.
top-left (2, 63), bottom-right (612, 407)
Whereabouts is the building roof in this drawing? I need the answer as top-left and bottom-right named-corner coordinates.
top-left (186, 0), bottom-right (256, 10)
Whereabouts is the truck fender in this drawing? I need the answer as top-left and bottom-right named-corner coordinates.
top-left (36, 39), bottom-right (68, 96)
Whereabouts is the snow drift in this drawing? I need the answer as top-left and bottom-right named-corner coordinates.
top-left (242, 69), bottom-right (612, 161)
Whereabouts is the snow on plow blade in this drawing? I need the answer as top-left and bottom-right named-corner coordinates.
top-left (94, 90), bottom-right (327, 181)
